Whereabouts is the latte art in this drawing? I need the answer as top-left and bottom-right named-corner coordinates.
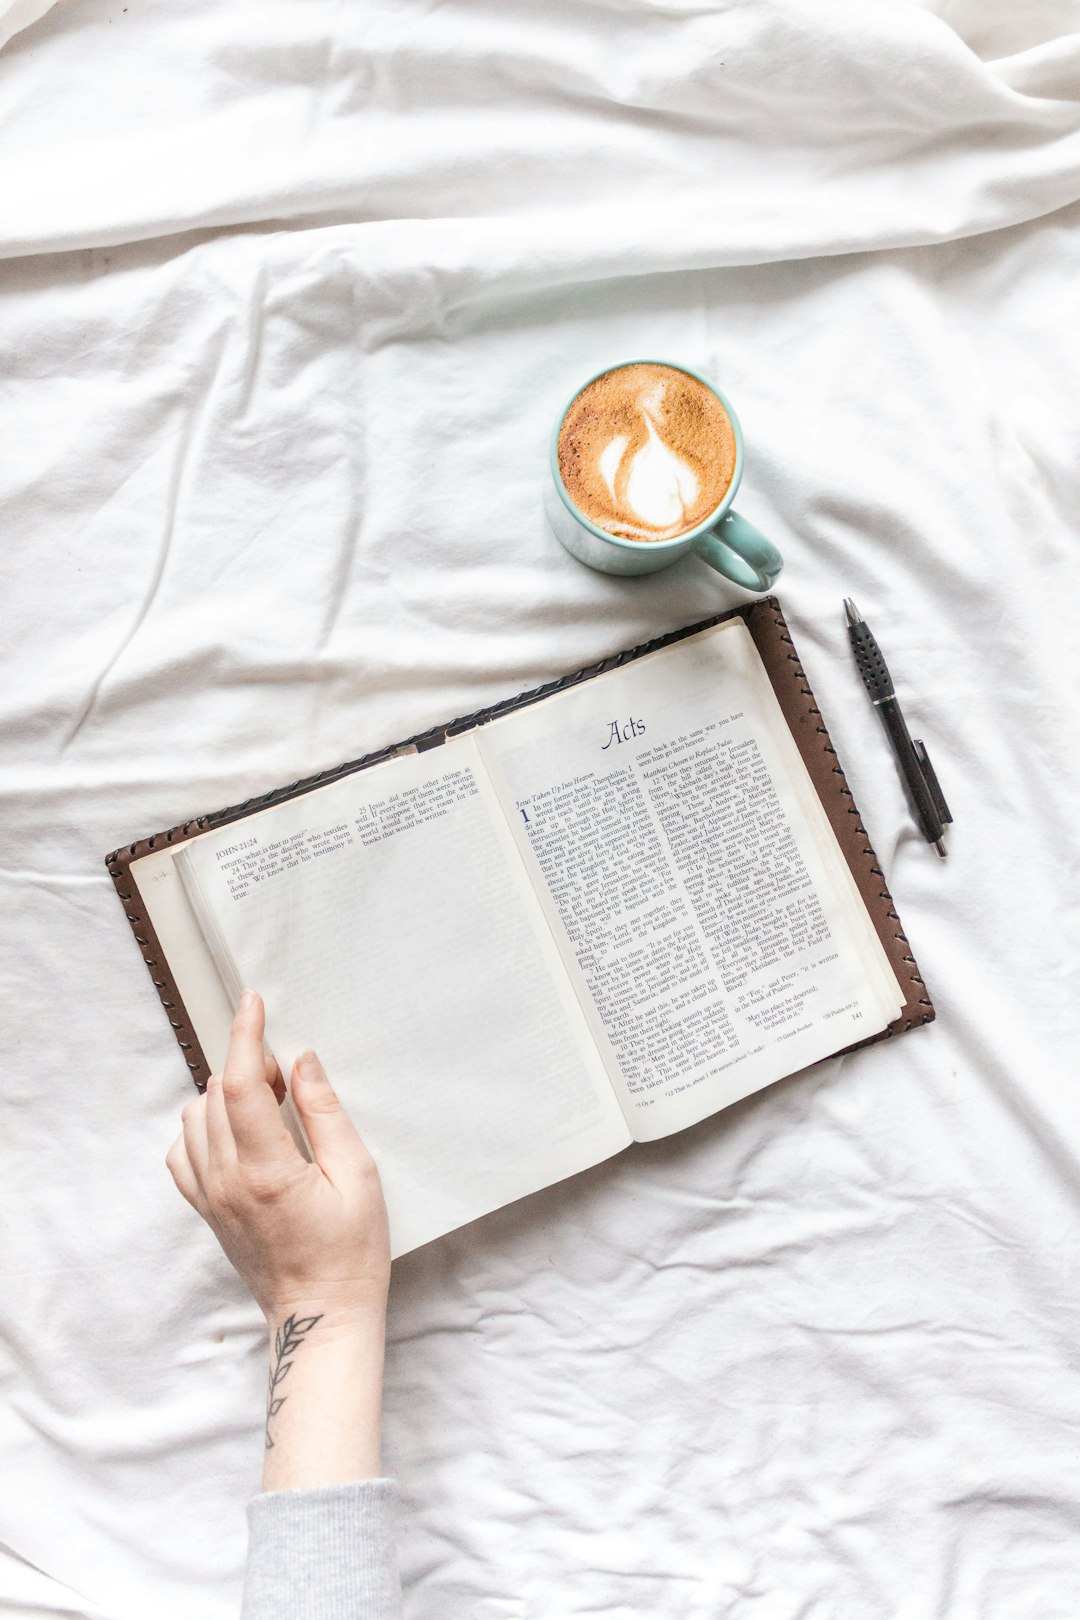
top-left (557, 364), bottom-right (737, 542)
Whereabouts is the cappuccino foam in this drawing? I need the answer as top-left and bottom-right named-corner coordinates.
top-left (557, 363), bottom-right (737, 542)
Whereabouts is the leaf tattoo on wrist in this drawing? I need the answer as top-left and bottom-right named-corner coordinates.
top-left (265, 1312), bottom-right (323, 1449)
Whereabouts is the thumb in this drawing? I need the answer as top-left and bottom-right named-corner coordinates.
top-left (290, 1050), bottom-right (371, 1182)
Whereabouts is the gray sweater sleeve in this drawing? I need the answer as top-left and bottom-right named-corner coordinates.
top-left (240, 1479), bottom-right (403, 1620)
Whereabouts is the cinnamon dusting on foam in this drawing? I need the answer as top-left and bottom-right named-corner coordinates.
top-left (557, 364), bottom-right (737, 542)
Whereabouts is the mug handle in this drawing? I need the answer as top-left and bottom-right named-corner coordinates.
top-left (692, 509), bottom-right (783, 593)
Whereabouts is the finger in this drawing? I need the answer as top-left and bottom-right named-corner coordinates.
top-left (204, 1071), bottom-right (236, 1171)
top-left (181, 1093), bottom-right (210, 1192)
top-left (166, 1130), bottom-right (206, 1212)
top-left (290, 1050), bottom-right (373, 1186)
top-left (265, 1052), bottom-right (286, 1106)
top-left (222, 991), bottom-right (294, 1163)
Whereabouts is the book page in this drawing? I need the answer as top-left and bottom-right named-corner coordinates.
top-left (128, 844), bottom-right (238, 1074)
top-left (477, 619), bottom-right (903, 1142)
top-left (174, 736), bottom-right (630, 1257)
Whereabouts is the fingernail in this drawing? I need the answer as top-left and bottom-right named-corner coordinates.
top-left (297, 1049), bottom-right (326, 1083)
top-left (240, 989), bottom-right (257, 1009)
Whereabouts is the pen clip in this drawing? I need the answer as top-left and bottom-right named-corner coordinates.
top-left (912, 740), bottom-right (952, 827)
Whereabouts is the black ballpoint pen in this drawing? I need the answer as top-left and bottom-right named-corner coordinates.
top-left (843, 599), bottom-right (952, 857)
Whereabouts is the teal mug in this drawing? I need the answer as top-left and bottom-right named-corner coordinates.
top-left (545, 360), bottom-right (782, 593)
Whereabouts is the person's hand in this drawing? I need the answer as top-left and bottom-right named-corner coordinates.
top-left (165, 990), bottom-right (391, 1330)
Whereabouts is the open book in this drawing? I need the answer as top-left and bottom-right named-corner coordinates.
top-left (108, 603), bottom-right (931, 1257)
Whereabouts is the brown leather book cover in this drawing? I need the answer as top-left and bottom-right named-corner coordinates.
top-left (105, 597), bottom-right (933, 1088)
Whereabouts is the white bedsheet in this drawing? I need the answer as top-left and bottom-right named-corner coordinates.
top-left (2, 2), bottom-right (1079, 1616)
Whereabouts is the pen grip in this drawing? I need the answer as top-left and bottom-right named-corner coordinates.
top-left (849, 619), bottom-right (894, 701)
top-left (877, 697), bottom-right (945, 843)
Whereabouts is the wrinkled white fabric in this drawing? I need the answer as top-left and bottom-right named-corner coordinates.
top-left (0, 0), bottom-right (54, 53)
top-left (2, 1), bottom-right (1079, 1617)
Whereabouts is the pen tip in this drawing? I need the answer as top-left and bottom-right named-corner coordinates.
top-left (843, 598), bottom-right (862, 627)
top-left (934, 838), bottom-right (947, 857)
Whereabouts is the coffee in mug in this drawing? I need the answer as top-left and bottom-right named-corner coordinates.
top-left (546, 359), bottom-right (783, 591)
top-left (557, 362), bottom-right (737, 543)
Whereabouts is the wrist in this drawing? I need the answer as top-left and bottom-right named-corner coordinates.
top-left (261, 1289), bottom-right (388, 1338)
top-left (260, 1302), bottom-right (386, 1491)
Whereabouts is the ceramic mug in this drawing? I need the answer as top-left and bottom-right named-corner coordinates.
top-left (545, 360), bottom-right (782, 593)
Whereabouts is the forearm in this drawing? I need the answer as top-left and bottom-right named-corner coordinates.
top-left (246, 1303), bottom-right (402, 1619)
top-left (261, 1305), bottom-right (386, 1493)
